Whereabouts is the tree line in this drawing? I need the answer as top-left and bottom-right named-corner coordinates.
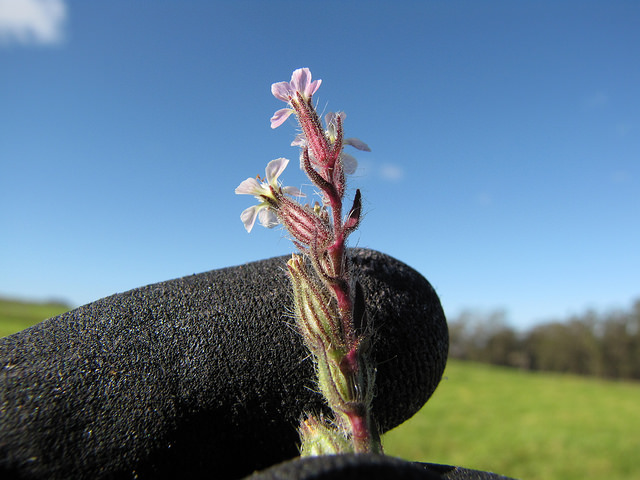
top-left (448, 298), bottom-right (640, 380)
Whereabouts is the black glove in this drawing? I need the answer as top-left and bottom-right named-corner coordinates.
top-left (0, 249), bottom-right (448, 479)
top-left (245, 454), bottom-right (517, 480)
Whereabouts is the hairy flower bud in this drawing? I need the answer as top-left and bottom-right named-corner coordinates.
top-left (299, 415), bottom-right (353, 457)
top-left (287, 254), bottom-right (342, 355)
top-left (279, 198), bottom-right (333, 251)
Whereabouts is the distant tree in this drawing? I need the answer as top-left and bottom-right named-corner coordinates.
top-left (448, 309), bottom-right (519, 365)
top-left (448, 297), bottom-right (640, 380)
top-left (521, 316), bottom-right (601, 375)
top-left (485, 327), bottom-right (524, 368)
top-left (599, 303), bottom-right (640, 379)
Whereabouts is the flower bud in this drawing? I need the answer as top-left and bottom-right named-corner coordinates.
top-left (299, 415), bottom-right (353, 457)
top-left (287, 254), bottom-right (342, 355)
top-left (279, 201), bottom-right (333, 252)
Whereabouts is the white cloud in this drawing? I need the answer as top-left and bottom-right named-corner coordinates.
top-left (354, 159), bottom-right (405, 183)
top-left (379, 163), bottom-right (404, 182)
top-left (0, 0), bottom-right (67, 46)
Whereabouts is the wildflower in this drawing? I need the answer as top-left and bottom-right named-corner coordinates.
top-left (272, 67), bottom-right (322, 104)
top-left (270, 68), bottom-right (322, 129)
top-left (235, 157), bottom-right (303, 232)
top-left (238, 67), bottom-right (378, 454)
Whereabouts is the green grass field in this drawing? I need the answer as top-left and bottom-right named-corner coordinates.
top-left (0, 297), bottom-right (70, 337)
top-left (2, 298), bottom-right (638, 479)
top-left (383, 359), bottom-right (640, 480)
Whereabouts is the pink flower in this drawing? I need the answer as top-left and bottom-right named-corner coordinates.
top-left (235, 158), bottom-right (303, 232)
top-left (272, 68), bottom-right (322, 103)
top-left (270, 68), bottom-right (322, 129)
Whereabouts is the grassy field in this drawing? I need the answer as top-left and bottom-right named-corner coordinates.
top-left (0, 297), bottom-right (70, 337)
top-left (383, 359), bottom-right (640, 480)
top-left (2, 298), bottom-right (638, 479)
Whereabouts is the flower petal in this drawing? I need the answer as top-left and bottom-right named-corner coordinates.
top-left (291, 68), bottom-right (311, 93)
top-left (265, 157), bottom-right (289, 184)
top-left (344, 137), bottom-right (371, 151)
top-left (258, 208), bottom-right (279, 228)
top-left (240, 205), bottom-right (260, 232)
top-left (235, 177), bottom-right (262, 195)
top-left (325, 111), bottom-right (345, 125)
top-left (305, 78), bottom-right (321, 98)
top-left (291, 68), bottom-right (321, 100)
top-left (324, 112), bottom-right (345, 143)
top-left (270, 108), bottom-right (293, 129)
top-left (283, 185), bottom-right (305, 197)
top-left (341, 153), bottom-right (358, 175)
top-left (271, 81), bottom-right (294, 102)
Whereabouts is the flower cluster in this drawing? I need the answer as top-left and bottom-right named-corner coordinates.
top-left (236, 68), bottom-right (379, 455)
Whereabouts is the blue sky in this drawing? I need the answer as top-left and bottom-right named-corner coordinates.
top-left (1, 0), bottom-right (638, 330)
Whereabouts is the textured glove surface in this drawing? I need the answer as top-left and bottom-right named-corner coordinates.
top-left (245, 454), bottom-right (518, 480)
top-left (0, 249), bottom-right (448, 479)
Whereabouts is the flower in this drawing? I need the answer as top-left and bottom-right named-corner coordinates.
top-left (324, 112), bottom-right (345, 145)
top-left (291, 112), bottom-right (370, 175)
top-left (272, 68), bottom-right (322, 103)
top-left (270, 68), bottom-right (322, 129)
top-left (235, 157), bottom-right (303, 232)
top-left (325, 112), bottom-right (371, 152)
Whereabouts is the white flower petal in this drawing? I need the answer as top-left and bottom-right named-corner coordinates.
top-left (258, 208), bottom-right (279, 228)
top-left (240, 205), bottom-right (260, 232)
top-left (344, 137), bottom-right (371, 152)
top-left (341, 153), bottom-right (358, 175)
top-left (325, 112), bottom-right (336, 125)
top-left (265, 157), bottom-right (289, 184)
top-left (235, 177), bottom-right (262, 195)
top-left (283, 186), bottom-right (305, 197)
